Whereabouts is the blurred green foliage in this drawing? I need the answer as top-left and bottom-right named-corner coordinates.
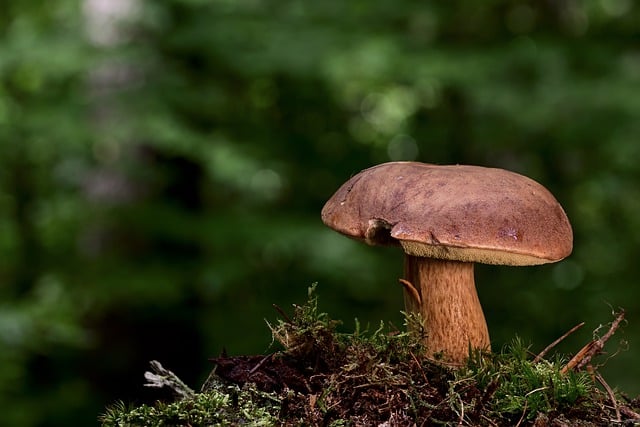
top-left (0, 0), bottom-right (638, 425)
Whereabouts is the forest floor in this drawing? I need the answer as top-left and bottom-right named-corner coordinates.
top-left (102, 286), bottom-right (640, 426)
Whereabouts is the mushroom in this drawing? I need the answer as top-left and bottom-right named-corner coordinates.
top-left (321, 162), bottom-right (573, 364)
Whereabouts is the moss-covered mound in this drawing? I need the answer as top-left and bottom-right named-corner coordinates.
top-left (101, 286), bottom-right (640, 426)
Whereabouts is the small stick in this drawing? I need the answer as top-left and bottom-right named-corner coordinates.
top-left (562, 310), bottom-right (625, 374)
top-left (249, 354), bottom-right (272, 375)
top-left (577, 310), bottom-right (625, 371)
top-left (514, 398), bottom-right (529, 427)
top-left (595, 371), bottom-right (620, 423)
top-left (533, 321), bottom-right (585, 363)
top-left (619, 405), bottom-right (640, 421)
top-left (409, 350), bottom-right (429, 384)
top-left (561, 341), bottom-right (597, 374)
top-left (398, 278), bottom-right (421, 305)
top-left (480, 414), bottom-right (500, 427)
top-left (272, 304), bottom-right (292, 323)
top-left (515, 387), bottom-right (548, 427)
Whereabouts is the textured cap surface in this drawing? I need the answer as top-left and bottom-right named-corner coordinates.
top-left (321, 162), bottom-right (573, 266)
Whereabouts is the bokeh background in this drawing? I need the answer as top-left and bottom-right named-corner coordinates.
top-left (1, 0), bottom-right (639, 425)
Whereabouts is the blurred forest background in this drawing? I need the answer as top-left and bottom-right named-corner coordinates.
top-left (1, 0), bottom-right (639, 425)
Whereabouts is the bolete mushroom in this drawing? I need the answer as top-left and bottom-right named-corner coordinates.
top-left (321, 162), bottom-right (572, 364)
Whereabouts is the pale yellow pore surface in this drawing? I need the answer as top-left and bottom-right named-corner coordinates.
top-left (403, 256), bottom-right (490, 364)
top-left (400, 240), bottom-right (555, 266)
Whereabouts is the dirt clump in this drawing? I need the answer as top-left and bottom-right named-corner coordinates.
top-left (102, 288), bottom-right (640, 426)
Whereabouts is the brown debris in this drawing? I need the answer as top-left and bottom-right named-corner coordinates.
top-left (562, 310), bottom-right (626, 374)
top-left (202, 305), bottom-right (638, 426)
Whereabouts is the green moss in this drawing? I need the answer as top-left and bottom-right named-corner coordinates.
top-left (101, 285), bottom-right (638, 426)
top-left (100, 382), bottom-right (280, 427)
top-left (460, 339), bottom-right (594, 423)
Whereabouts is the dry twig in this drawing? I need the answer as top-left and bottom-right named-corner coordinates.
top-left (272, 303), bottom-right (292, 323)
top-left (619, 405), bottom-right (640, 421)
top-left (398, 279), bottom-right (421, 305)
top-left (533, 322), bottom-right (584, 363)
top-left (595, 371), bottom-right (620, 423)
top-left (562, 310), bottom-right (625, 374)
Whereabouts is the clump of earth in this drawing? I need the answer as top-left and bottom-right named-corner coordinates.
top-left (102, 288), bottom-right (640, 426)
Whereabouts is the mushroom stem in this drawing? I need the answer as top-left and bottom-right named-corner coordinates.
top-left (403, 256), bottom-right (490, 364)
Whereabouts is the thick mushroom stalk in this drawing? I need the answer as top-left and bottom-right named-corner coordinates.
top-left (403, 256), bottom-right (489, 364)
top-left (321, 162), bottom-right (573, 364)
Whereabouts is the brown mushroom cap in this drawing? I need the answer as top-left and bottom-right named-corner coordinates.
top-left (321, 162), bottom-right (573, 266)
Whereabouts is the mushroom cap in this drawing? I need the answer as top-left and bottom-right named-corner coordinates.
top-left (321, 162), bottom-right (573, 266)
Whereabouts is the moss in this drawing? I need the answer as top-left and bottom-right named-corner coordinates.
top-left (459, 340), bottom-right (595, 424)
top-left (101, 285), bottom-right (639, 426)
top-left (100, 382), bottom-right (280, 426)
